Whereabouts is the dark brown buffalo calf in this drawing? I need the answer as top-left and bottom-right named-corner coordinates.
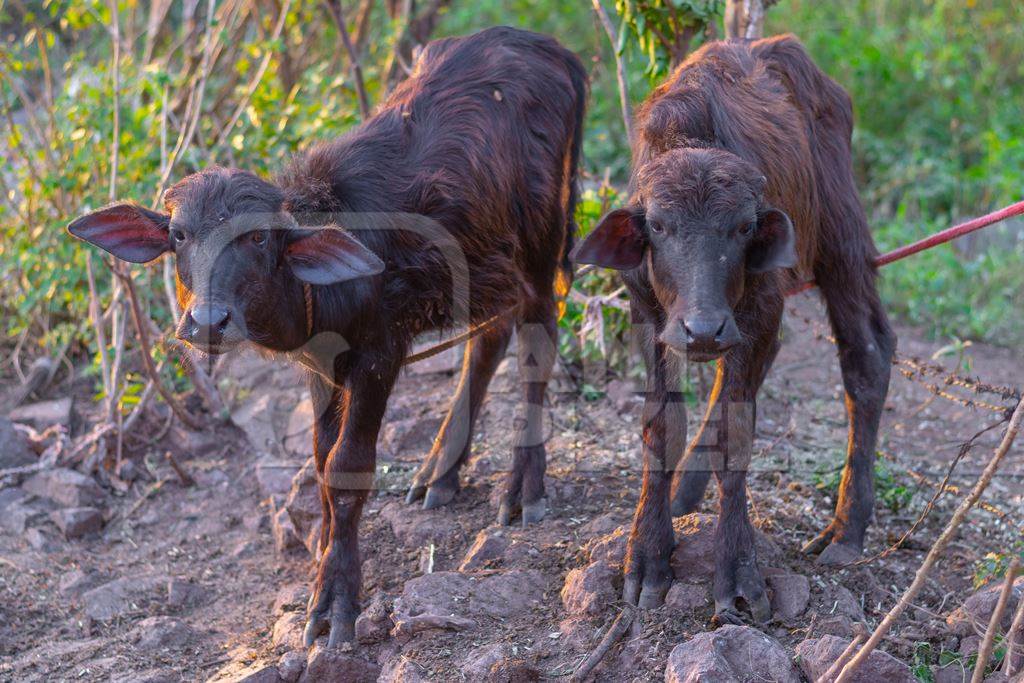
top-left (68, 27), bottom-right (586, 645)
top-left (574, 35), bottom-right (895, 624)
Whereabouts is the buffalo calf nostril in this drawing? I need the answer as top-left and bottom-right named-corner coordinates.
top-left (714, 318), bottom-right (727, 339)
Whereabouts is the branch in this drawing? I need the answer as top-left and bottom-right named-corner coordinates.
top-left (213, 0), bottom-right (294, 153)
top-left (569, 604), bottom-right (635, 682)
top-left (974, 558), bottom-right (1020, 683)
top-left (1003, 579), bottom-right (1024, 677)
top-left (116, 269), bottom-right (204, 431)
top-left (835, 396), bottom-right (1024, 682)
top-left (321, 0), bottom-right (371, 120)
top-left (591, 0), bottom-right (634, 147)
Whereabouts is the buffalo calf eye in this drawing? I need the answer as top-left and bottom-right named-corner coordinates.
top-left (649, 222), bottom-right (664, 235)
top-left (740, 221), bottom-right (755, 236)
top-left (172, 229), bottom-right (187, 243)
top-left (252, 230), bottom-right (269, 246)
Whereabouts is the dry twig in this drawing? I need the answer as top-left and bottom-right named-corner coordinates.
top-left (321, 0), bottom-right (371, 120)
top-left (835, 396), bottom-right (1024, 683)
top-left (815, 622), bottom-right (868, 683)
top-left (570, 604), bottom-right (636, 682)
top-left (590, 0), bottom-right (634, 146)
top-left (1003, 581), bottom-right (1024, 677)
top-left (974, 557), bottom-right (1020, 682)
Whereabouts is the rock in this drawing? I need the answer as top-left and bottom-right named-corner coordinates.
top-left (767, 573), bottom-right (810, 621)
top-left (459, 527), bottom-right (510, 571)
top-left (404, 342), bottom-right (462, 376)
top-left (121, 670), bottom-right (180, 683)
top-left (0, 487), bottom-right (29, 513)
top-left (947, 577), bottom-right (1024, 636)
top-left (82, 576), bottom-right (164, 622)
top-left (379, 657), bottom-right (430, 682)
top-left (561, 561), bottom-right (617, 617)
top-left (1, 497), bottom-right (48, 535)
top-left (272, 504), bottom-right (303, 554)
top-left (272, 613), bottom-right (305, 651)
top-left (169, 423), bottom-right (222, 457)
top-left (670, 513), bottom-right (779, 581)
top-left (167, 578), bottom-right (207, 609)
top-left (665, 625), bottom-right (800, 683)
top-left (605, 378), bottom-right (641, 413)
top-left (50, 507), bottom-right (103, 539)
top-left (586, 525), bottom-right (628, 567)
top-left (283, 398), bottom-right (314, 457)
top-left (960, 635), bottom-right (981, 658)
top-left (232, 393), bottom-right (281, 457)
top-left (9, 397), bottom-right (73, 429)
top-left (379, 500), bottom-right (460, 547)
top-left (239, 666), bottom-right (282, 683)
top-left (256, 460), bottom-right (304, 500)
top-left (814, 614), bottom-right (856, 638)
top-left (132, 616), bottom-right (194, 651)
top-left (284, 458), bottom-right (321, 557)
top-left (579, 512), bottom-right (624, 538)
top-left (933, 662), bottom-right (970, 683)
top-left (795, 635), bottom-right (914, 683)
top-left (22, 467), bottom-right (105, 508)
top-left (354, 594), bottom-right (391, 644)
top-left (393, 570), bottom-right (546, 625)
top-left (461, 644), bottom-right (511, 681)
top-left (232, 538), bottom-right (261, 558)
top-left (24, 527), bottom-right (54, 550)
top-left (59, 568), bottom-right (102, 597)
top-left (382, 416), bottom-right (444, 460)
top-left (665, 582), bottom-right (709, 612)
top-left (272, 583), bottom-right (309, 615)
top-left (488, 659), bottom-right (541, 682)
top-left (212, 662), bottom-right (282, 683)
top-left (299, 641), bottom-right (380, 683)
top-left (277, 651), bottom-right (306, 683)
top-left (824, 584), bottom-right (866, 623)
top-left (0, 417), bottom-right (35, 467)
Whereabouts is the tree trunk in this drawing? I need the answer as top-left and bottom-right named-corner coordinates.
top-left (725, 0), bottom-right (769, 40)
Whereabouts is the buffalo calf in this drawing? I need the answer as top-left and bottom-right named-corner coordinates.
top-left (574, 35), bottom-right (895, 624)
top-left (69, 27), bottom-right (587, 645)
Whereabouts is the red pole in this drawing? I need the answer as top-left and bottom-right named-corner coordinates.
top-left (787, 199), bottom-right (1024, 296)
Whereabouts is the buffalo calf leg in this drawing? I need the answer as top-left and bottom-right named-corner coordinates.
top-left (804, 275), bottom-right (895, 564)
top-left (406, 321), bottom-right (512, 509)
top-left (670, 361), bottom-right (725, 516)
top-left (305, 355), bottom-right (399, 647)
top-left (622, 341), bottom-right (685, 608)
top-left (498, 304), bottom-right (556, 526)
top-left (310, 374), bottom-right (344, 559)
top-left (707, 366), bottom-right (771, 625)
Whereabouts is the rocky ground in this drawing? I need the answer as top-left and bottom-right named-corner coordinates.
top-left (1, 293), bottom-right (1022, 682)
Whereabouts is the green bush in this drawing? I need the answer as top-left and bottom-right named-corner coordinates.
top-left (3, 0), bottom-right (1021, 377)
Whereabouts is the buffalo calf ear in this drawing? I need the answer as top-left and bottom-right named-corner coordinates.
top-left (285, 226), bottom-right (385, 285)
top-left (571, 207), bottom-right (646, 270)
top-left (747, 207), bottom-right (797, 273)
top-left (67, 203), bottom-right (171, 263)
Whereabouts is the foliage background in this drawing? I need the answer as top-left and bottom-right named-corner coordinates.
top-left (1, 0), bottom-right (1022, 386)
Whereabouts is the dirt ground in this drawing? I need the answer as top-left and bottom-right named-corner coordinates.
top-left (1, 291), bottom-right (1021, 682)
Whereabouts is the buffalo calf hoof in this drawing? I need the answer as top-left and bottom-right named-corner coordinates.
top-left (711, 604), bottom-right (746, 627)
top-left (303, 612), bottom-right (356, 649)
top-left (497, 502), bottom-right (513, 527)
top-left (422, 483), bottom-right (457, 510)
top-left (405, 485), bottom-right (426, 505)
top-left (520, 498), bottom-right (546, 526)
top-left (711, 562), bottom-right (771, 626)
top-left (623, 574), bottom-right (671, 609)
top-left (815, 541), bottom-right (862, 566)
top-left (801, 527), bottom-right (834, 556)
